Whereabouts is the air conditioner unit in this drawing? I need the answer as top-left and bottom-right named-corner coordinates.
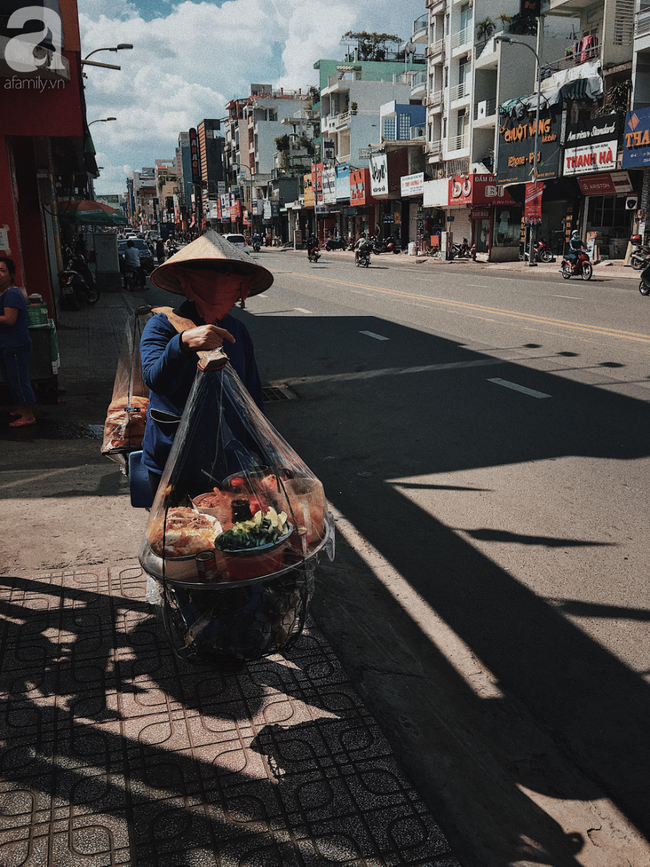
top-left (477, 100), bottom-right (487, 119)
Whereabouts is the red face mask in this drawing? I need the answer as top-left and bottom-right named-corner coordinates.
top-left (175, 269), bottom-right (250, 322)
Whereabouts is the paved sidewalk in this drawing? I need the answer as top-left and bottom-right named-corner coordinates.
top-left (0, 289), bottom-right (461, 866)
top-left (0, 563), bottom-right (459, 866)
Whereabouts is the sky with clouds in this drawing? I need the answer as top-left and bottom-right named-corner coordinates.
top-left (79, 0), bottom-right (426, 194)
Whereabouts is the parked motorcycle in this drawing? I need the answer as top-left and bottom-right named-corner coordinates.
top-left (355, 249), bottom-right (371, 267)
top-left (324, 235), bottom-right (347, 251)
top-left (560, 250), bottom-right (593, 281)
top-left (521, 238), bottom-right (553, 263)
top-left (451, 239), bottom-right (471, 259)
top-left (629, 234), bottom-right (650, 271)
top-left (58, 249), bottom-right (100, 310)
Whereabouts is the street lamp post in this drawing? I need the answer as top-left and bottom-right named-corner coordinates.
top-left (495, 32), bottom-right (542, 268)
top-left (81, 45), bottom-right (133, 71)
top-left (88, 117), bottom-right (117, 126)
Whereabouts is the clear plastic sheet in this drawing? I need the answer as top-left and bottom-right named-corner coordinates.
top-left (101, 310), bottom-right (151, 468)
top-left (138, 355), bottom-right (334, 661)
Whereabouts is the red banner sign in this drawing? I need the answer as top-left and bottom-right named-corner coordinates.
top-left (524, 182), bottom-right (544, 224)
top-left (448, 174), bottom-right (513, 206)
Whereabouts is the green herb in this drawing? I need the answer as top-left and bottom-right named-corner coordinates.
top-left (217, 507), bottom-right (289, 551)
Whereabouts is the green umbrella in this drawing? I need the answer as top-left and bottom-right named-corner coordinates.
top-left (58, 199), bottom-right (128, 226)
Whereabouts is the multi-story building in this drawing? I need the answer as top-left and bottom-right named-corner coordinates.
top-left (132, 167), bottom-right (157, 227)
top-left (316, 56), bottom-right (425, 166)
top-left (197, 119), bottom-right (226, 221)
top-left (176, 132), bottom-right (193, 209)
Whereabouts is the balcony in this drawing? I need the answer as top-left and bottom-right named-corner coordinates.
top-left (411, 69), bottom-right (427, 97)
top-left (427, 0), bottom-right (445, 11)
top-left (637, 7), bottom-right (650, 37)
top-left (427, 89), bottom-right (444, 110)
top-left (473, 97), bottom-right (497, 120)
top-left (450, 27), bottom-right (472, 51)
top-left (413, 13), bottom-right (428, 43)
top-left (449, 80), bottom-right (471, 102)
top-left (448, 132), bottom-right (469, 152)
top-left (426, 38), bottom-right (444, 60)
top-left (427, 139), bottom-right (443, 157)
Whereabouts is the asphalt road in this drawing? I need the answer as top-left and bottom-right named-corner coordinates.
top-left (240, 249), bottom-right (650, 867)
top-left (3, 250), bottom-right (649, 866)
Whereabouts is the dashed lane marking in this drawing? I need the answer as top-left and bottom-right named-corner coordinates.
top-left (488, 378), bottom-right (551, 399)
top-left (360, 330), bottom-right (390, 341)
top-left (294, 308), bottom-right (312, 314)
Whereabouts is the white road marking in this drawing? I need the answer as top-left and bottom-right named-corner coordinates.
top-left (294, 307), bottom-right (312, 314)
top-left (552, 294), bottom-right (580, 299)
top-left (360, 330), bottom-right (390, 341)
top-left (468, 284), bottom-right (489, 288)
top-left (488, 377), bottom-right (551, 399)
top-left (285, 358), bottom-right (503, 386)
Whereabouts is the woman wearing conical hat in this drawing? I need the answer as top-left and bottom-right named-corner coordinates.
top-left (140, 231), bottom-right (273, 494)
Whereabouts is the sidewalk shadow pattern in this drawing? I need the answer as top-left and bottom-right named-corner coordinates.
top-left (0, 566), bottom-right (458, 866)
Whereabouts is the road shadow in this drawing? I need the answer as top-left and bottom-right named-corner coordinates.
top-left (244, 306), bottom-right (650, 864)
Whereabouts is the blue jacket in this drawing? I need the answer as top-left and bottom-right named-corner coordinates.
top-left (140, 301), bottom-right (263, 475)
top-left (0, 287), bottom-right (31, 350)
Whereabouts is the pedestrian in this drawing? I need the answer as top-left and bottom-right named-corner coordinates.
top-left (155, 238), bottom-right (165, 265)
top-left (0, 257), bottom-right (36, 427)
top-left (140, 230), bottom-right (273, 496)
top-left (124, 240), bottom-right (147, 289)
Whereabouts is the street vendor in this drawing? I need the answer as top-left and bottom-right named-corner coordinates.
top-left (140, 230), bottom-right (273, 495)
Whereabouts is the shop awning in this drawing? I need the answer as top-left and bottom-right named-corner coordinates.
top-left (57, 199), bottom-right (127, 226)
top-left (500, 75), bottom-right (603, 119)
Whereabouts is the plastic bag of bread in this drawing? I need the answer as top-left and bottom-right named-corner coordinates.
top-left (102, 309), bottom-right (151, 466)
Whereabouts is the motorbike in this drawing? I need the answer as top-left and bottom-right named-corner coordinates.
top-left (355, 248), bottom-right (371, 267)
top-left (521, 239), bottom-right (553, 263)
top-left (451, 239), bottom-right (471, 259)
top-left (629, 234), bottom-right (650, 271)
top-left (58, 250), bottom-right (100, 309)
top-left (560, 250), bottom-right (593, 281)
top-left (307, 247), bottom-right (321, 263)
top-left (638, 262), bottom-right (650, 295)
top-left (252, 240), bottom-right (261, 252)
top-left (325, 235), bottom-right (347, 251)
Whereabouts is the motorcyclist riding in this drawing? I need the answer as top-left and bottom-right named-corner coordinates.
top-left (354, 232), bottom-right (373, 264)
top-left (306, 233), bottom-right (319, 257)
top-left (567, 230), bottom-right (588, 267)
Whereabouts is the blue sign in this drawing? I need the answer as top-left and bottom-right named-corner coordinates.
top-left (622, 108), bottom-right (650, 168)
top-left (335, 164), bottom-right (350, 201)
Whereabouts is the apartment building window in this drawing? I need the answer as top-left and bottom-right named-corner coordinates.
top-left (443, 117), bottom-right (447, 138)
top-left (445, 13), bottom-right (449, 34)
top-left (382, 117), bottom-right (397, 140)
top-left (399, 113), bottom-right (411, 139)
top-left (460, 3), bottom-right (472, 38)
top-left (428, 122), bottom-right (433, 142)
top-left (458, 57), bottom-right (470, 96)
top-left (444, 67), bottom-right (448, 88)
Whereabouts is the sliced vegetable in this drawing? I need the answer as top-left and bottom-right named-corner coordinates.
top-left (217, 507), bottom-right (289, 551)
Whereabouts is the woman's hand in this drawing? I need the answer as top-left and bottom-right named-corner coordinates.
top-left (180, 324), bottom-right (235, 353)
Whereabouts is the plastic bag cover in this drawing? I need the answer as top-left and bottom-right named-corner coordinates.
top-left (139, 358), bottom-right (333, 588)
top-left (102, 311), bottom-right (151, 462)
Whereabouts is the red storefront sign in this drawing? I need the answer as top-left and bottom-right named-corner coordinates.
top-left (577, 172), bottom-right (634, 195)
top-left (350, 168), bottom-right (374, 206)
top-left (2, 52), bottom-right (84, 137)
top-left (524, 182), bottom-right (544, 224)
top-left (470, 208), bottom-right (490, 220)
top-left (448, 174), bottom-right (513, 206)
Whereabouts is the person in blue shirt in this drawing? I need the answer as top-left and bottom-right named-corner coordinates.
top-left (140, 231), bottom-right (273, 495)
top-left (0, 257), bottom-right (36, 427)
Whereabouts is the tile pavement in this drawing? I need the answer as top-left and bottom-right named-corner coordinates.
top-left (0, 564), bottom-right (460, 866)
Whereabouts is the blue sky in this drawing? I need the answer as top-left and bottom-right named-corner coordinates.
top-left (79, 0), bottom-right (426, 194)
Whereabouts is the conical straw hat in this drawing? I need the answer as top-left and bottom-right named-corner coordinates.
top-left (149, 229), bottom-right (273, 296)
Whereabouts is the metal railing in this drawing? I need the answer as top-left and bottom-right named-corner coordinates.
top-left (449, 80), bottom-right (470, 102)
top-left (428, 139), bottom-right (443, 155)
top-left (448, 132), bottom-right (469, 151)
top-left (541, 41), bottom-right (600, 74)
top-left (426, 38), bottom-right (444, 58)
top-left (473, 97), bottom-right (497, 120)
top-left (450, 26), bottom-right (472, 50)
top-left (636, 6), bottom-right (650, 36)
top-left (428, 89), bottom-right (444, 107)
top-left (411, 70), bottom-right (427, 89)
top-left (413, 13), bottom-right (428, 35)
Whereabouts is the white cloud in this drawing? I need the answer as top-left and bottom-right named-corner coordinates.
top-left (80, 0), bottom-right (423, 194)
